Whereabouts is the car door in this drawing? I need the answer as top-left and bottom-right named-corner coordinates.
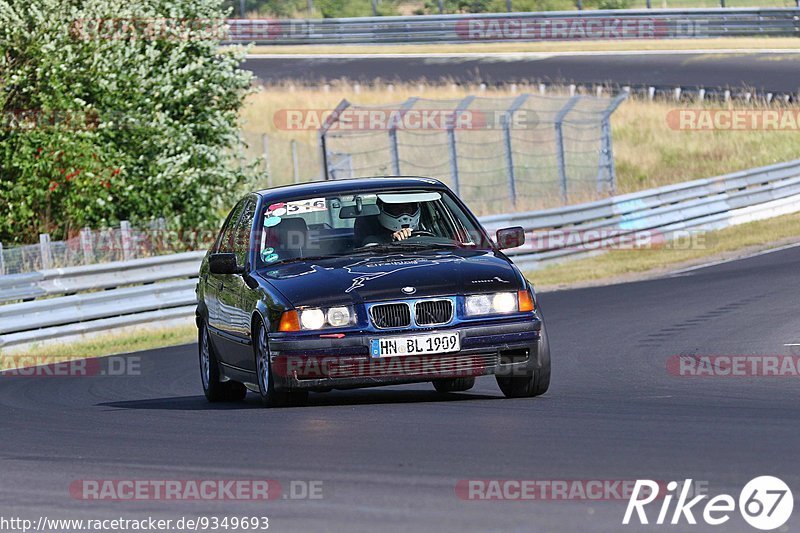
top-left (217, 196), bottom-right (259, 370)
top-left (206, 199), bottom-right (246, 361)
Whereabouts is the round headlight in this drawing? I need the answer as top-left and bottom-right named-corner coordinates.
top-left (493, 292), bottom-right (517, 314)
top-left (300, 308), bottom-right (326, 330)
top-left (466, 295), bottom-right (492, 316)
top-left (327, 307), bottom-right (351, 327)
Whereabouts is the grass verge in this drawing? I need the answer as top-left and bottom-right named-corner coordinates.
top-left (0, 324), bottom-right (197, 368)
top-left (242, 83), bottom-right (800, 199)
top-left (243, 38), bottom-right (800, 56)
top-left (528, 210), bottom-right (800, 290)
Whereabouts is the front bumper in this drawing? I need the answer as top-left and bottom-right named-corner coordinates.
top-left (268, 317), bottom-right (543, 391)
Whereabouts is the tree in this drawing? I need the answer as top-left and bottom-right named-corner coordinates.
top-left (0, 0), bottom-right (256, 244)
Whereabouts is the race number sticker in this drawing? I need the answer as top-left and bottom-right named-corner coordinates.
top-left (267, 198), bottom-right (326, 217)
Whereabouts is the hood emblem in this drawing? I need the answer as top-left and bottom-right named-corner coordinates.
top-left (402, 286), bottom-right (417, 295)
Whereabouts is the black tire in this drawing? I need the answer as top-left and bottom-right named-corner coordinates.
top-left (432, 376), bottom-right (475, 393)
top-left (254, 320), bottom-right (308, 408)
top-left (496, 321), bottom-right (551, 399)
top-left (199, 322), bottom-right (247, 402)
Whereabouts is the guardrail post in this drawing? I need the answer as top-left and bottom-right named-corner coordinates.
top-left (318, 99), bottom-right (351, 181)
top-left (0, 242), bottom-right (5, 276)
top-left (120, 220), bottom-right (133, 261)
top-left (39, 233), bottom-right (53, 270)
top-left (80, 227), bottom-right (93, 265)
top-left (503, 94), bottom-right (530, 210)
top-left (447, 96), bottom-right (475, 197)
top-left (597, 92), bottom-right (628, 196)
top-left (554, 95), bottom-right (580, 204)
top-left (389, 97), bottom-right (419, 176)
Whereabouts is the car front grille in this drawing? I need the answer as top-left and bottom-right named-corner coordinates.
top-left (415, 299), bottom-right (453, 326)
top-left (370, 303), bottom-right (412, 329)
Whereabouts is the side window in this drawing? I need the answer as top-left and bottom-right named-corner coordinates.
top-left (233, 199), bottom-right (257, 267)
top-left (216, 200), bottom-right (246, 254)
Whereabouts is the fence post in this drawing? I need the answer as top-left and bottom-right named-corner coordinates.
top-left (597, 92), bottom-right (628, 196)
top-left (503, 94), bottom-right (530, 209)
top-left (389, 97), bottom-right (419, 176)
top-left (506, 0), bottom-right (513, 11)
top-left (447, 96), bottom-right (475, 197)
top-left (0, 242), bottom-right (4, 276)
top-left (554, 95), bottom-right (580, 204)
top-left (39, 233), bottom-right (52, 270)
top-left (262, 134), bottom-right (273, 188)
top-left (120, 220), bottom-right (133, 261)
top-left (318, 99), bottom-right (351, 181)
top-left (80, 227), bottom-right (93, 265)
top-left (291, 140), bottom-right (301, 183)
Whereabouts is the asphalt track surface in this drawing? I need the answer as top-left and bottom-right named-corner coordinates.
top-left (2, 244), bottom-right (800, 532)
top-left (245, 52), bottom-right (800, 93)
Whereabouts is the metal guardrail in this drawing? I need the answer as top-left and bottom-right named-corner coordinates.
top-left (226, 9), bottom-right (800, 45)
top-left (481, 159), bottom-right (800, 268)
top-left (2, 158), bottom-right (800, 348)
top-left (0, 252), bottom-right (204, 348)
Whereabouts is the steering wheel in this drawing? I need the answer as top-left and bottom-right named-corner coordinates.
top-left (410, 229), bottom-right (436, 237)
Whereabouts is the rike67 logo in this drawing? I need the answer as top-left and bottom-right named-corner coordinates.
top-left (623, 476), bottom-right (793, 530)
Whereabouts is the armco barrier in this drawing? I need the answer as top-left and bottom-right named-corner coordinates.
top-left (225, 9), bottom-right (800, 45)
top-left (1, 158), bottom-right (799, 347)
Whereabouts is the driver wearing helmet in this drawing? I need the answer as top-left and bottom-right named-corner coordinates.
top-left (354, 198), bottom-right (421, 246)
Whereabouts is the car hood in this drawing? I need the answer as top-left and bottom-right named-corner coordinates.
top-left (257, 249), bottom-right (523, 307)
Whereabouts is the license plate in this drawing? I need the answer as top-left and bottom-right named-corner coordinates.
top-left (370, 332), bottom-right (460, 358)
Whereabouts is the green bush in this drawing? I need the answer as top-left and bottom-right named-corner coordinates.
top-left (0, 0), bottom-right (256, 245)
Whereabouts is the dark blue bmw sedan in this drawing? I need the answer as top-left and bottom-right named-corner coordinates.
top-left (196, 177), bottom-right (550, 407)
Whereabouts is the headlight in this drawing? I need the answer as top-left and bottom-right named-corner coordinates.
top-left (326, 306), bottom-right (352, 327)
top-left (284, 306), bottom-right (356, 331)
top-left (465, 292), bottom-right (519, 317)
top-left (300, 308), bottom-right (326, 330)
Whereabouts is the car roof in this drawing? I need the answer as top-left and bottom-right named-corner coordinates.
top-left (254, 176), bottom-right (449, 199)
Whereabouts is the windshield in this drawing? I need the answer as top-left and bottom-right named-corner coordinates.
top-left (256, 189), bottom-right (491, 268)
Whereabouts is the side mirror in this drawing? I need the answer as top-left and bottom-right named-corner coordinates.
top-left (209, 253), bottom-right (244, 275)
top-left (496, 227), bottom-right (525, 250)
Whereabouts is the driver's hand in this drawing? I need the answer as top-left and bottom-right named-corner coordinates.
top-left (392, 228), bottom-right (413, 241)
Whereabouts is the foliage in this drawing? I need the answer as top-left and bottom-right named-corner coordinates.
top-left (0, 0), bottom-right (256, 244)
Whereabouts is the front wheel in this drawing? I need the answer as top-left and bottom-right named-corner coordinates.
top-left (496, 321), bottom-right (551, 399)
top-left (199, 322), bottom-right (246, 402)
top-left (255, 321), bottom-right (308, 408)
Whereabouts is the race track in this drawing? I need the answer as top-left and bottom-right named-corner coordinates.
top-left (245, 52), bottom-right (800, 93)
top-left (2, 244), bottom-right (800, 532)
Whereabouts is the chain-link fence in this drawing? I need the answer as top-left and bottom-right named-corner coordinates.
top-left (317, 93), bottom-right (626, 215)
top-left (0, 220), bottom-right (217, 275)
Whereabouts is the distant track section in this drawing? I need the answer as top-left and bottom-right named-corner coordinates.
top-left (244, 52), bottom-right (800, 95)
